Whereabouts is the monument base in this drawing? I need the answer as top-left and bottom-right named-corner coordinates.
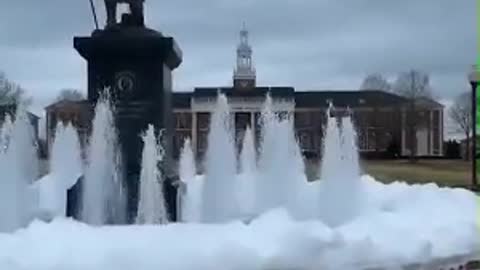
top-left (72, 22), bottom-right (182, 224)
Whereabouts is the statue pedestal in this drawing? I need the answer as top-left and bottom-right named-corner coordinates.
top-left (72, 26), bottom-right (182, 222)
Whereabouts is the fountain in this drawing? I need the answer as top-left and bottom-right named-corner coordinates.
top-left (257, 118), bottom-right (305, 216)
top-left (201, 93), bottom-right (239, 223)
top-left (239, 127), bottom-right (256, 175)
top-left (319, 103), bottom-right (343, 182)
top-left (34, 122), bottom-right (83, 220)
top-left (0, 0), bottom-right (463, 266)
top-left (81, 97), bottom-right (126, 225)
top-left (238, 127), bottom-right (257, 217)
top-left (255, 94), bottom-right (279, 213)
top-left (179, 138), bottom-right (196, 183)
top-left (0, 93), bottom-right (478, 270)
top-left (135, 125), bottom-right (168, 224)
top-left (176, 94), bottom-right (478, 267)
top-left (178, 138), bottom-right (200, 222)
top-left (340, 113), bottom-right (362, 180)
top-left (0, 108), bottom-right (38, 232)
top-left (255, 96), bottom-right (306, 217)
top-left (317, 107), bottom-right (364, 227)
top-left (49, 123), bottom-right (83, 190)
top-left (0, 114), bottom-right (12, 153)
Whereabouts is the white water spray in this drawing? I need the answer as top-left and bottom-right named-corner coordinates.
top-left (240, 127), bottom-right (256, 175)
top-left (256, 95), bottom-right (303, 214)
top-left (341, 115), bottom-right (361, 181)
top-left (201, 93), bottom-right (238, 223)
top-left (238, 127), bottom-right (257, 217)
top-left (317, 106), bottom-right (363, 226)
top-left (136, 125), bottom-right (168, 225)
top-left (179, 138), bottom-right (196, 183)
top-left (319, 104), bottom-right (342, 182)
top-left (50, 123), bottom-right (83, 190)
top-left (179, 138), bottom-right (200, 222)
top-left (0, 114), bottom-right (13, 153)
top-left (257, 117), bottom-right (304, 215)
top-left (0, 108), bottom-right (38, 232)
top-left (81, 97), bottom-right (125, 225)
top-left (35, 123), bottom-right (83, 219)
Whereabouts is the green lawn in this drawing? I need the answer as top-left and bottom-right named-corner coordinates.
top-left (363, 159), bottom-right (471, 187)
top-left (306, 159), bottom-right (472, 188)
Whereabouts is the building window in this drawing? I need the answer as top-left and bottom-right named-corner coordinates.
top-left (357, 129), bottom-right (367, 150)
top-left (197, 112), bottom-right (210, 130)
top-left (433, 110), bottom-right (440, 154)
top-left (295, 112), bottom-right (312, 127)
top-left (175, 112), bottom-right (192, 129)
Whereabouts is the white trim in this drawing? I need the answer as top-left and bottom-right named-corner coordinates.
top-left (173, 109), bottom-right (191, 113)
top-left (439, 109), bottom-right (444, 155)
top-left (401, 111), bottom-right (407, 156)
top-left (293, 108), bottom-right (324, 112)
top-left (191, 98), bottom-right (295, 112)
top-left (429, 110), bottom-right (434, 156)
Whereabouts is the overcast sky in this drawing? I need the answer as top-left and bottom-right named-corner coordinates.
top-left (0, 0), bottom-right (475, 121)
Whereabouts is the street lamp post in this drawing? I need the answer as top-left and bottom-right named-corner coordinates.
top-left (468, 65), bottom-right (479, 188)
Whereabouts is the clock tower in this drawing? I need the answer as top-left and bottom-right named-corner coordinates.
top-left (233, 23), bottom-right (256, 90)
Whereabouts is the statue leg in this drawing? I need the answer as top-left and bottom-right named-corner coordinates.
top-left (129, 2), bottom-right (144, 26)
top-left (105, 0), bottom-right (117, 27)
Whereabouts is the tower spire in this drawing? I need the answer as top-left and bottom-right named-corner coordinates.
top-left (233, 23), bottom-right (256, 89)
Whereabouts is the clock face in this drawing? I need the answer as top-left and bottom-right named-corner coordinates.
top-left (114, 71), bottom-right (136, 94)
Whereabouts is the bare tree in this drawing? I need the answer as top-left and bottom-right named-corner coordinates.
top-left (393, 70), bottom-right (432, 162)
top-left (0, 71), bottom-right (30, 106)
top-left (55, 89), bottom-right (85, 102)
top-left (360, 73), bottom-right (391, 92)
top-left (449, 92), bottom-right (471, 160)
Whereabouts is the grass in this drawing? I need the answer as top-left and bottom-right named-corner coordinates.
top-left (363, 159), bottom-right (471, 187)
top-left (306, 159), bottom-right (472, 188)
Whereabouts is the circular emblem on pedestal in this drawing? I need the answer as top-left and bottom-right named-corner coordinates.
top-left (114, 71), bottom-right (136, 99)
top-left (240, 81), bottom-right (248, 88)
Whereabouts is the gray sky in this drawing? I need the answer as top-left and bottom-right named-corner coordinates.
top-left (0, 0), bottom-right (475, 121)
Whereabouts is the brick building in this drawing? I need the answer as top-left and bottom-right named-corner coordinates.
top-left (171, 89), bottom-right (443, 159)
top-left (171, 26), bottom-right (444, 159)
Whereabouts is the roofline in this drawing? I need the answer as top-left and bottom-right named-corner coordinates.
top-left (44, 99), bottom-right (90, 110)
top-left (28, 112), bottom-right (40, 119)
top-left (193, 86), bottom-right (295, 90)
top-left (418, 97), bottom-right (445, 108)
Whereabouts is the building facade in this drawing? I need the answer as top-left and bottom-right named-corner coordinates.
top-left (44, 26), bottom-right (444, 161)
top-left (172, 89), bottom-right (444, 159)
top-left (171, 26), bottom-right (444, 159)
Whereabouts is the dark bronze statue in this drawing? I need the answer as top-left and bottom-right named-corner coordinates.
top-left (104, 0), bottom-right (145, 27)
